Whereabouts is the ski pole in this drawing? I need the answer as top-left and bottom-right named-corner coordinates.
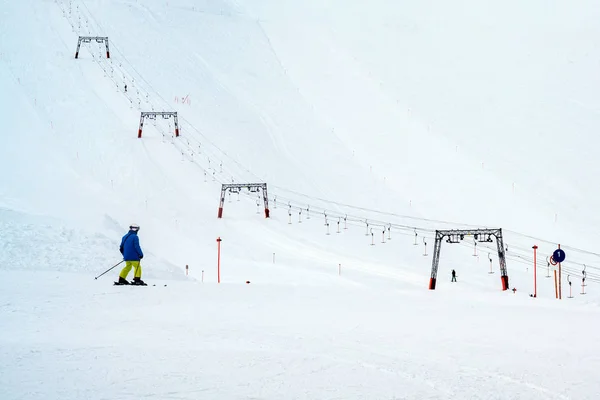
top-left (94, 260), bottom-right (125, 280)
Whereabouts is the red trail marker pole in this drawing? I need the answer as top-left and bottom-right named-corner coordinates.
top-left (217, 237), bottom-right (222, 283)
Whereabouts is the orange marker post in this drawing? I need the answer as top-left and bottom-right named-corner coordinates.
top-left (558, 244), bottom-right (562, 300)
top-left (216, 237), bottom-right (222, 283)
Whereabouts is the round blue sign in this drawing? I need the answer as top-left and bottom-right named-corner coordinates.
top-left (553, 248), bottom-right (566, 263)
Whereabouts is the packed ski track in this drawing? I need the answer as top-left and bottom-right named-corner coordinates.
top-left (1, 0), bottom-right (600, 398)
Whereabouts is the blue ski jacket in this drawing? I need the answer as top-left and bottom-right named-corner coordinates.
top-left (120, 230), bottom-right (144, 261)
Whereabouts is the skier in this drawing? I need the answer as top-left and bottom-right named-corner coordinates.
top-left (451, 269), bottom-right (457, 282)
top-left (116, 224), bottom-right (146, 285)
top-left (124, 84), bottom-right (127, 93)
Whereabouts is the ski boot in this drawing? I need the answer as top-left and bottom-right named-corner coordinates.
top-left (115, 276), bottom-right (130, 285)
top-left (132, 277), bottom-right (147, 286)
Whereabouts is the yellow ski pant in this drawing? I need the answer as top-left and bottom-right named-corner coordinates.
top-left (119, 261), bottom-right (142, 279)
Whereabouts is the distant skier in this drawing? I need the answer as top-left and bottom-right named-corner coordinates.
top-left (124, 84), bottom-right (127, 93)
top-left (116, 224), bottom-right (146, 285)
top-left (451, 269), bottom-right (457, 282)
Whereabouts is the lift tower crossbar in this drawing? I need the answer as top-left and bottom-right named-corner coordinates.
top-left (75, 36), bottom-right (110, 59)
top-left (218, 183), bottom-right (269, 218)
top-left (429, 228), bottom-right (508, 291)
top-left (138, 112), bottom-right (179, 138)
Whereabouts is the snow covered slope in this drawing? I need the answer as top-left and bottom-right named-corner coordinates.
top-left (3, 269), bottom-right (600, 400)
top-left (1, 0), bottom-right (600, 398)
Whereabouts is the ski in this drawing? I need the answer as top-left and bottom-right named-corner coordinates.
top-left (113, 282), bottom-right (166, 287)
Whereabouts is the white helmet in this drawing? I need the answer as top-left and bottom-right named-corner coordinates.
top-left (130, 223), bottom-right (140, 231)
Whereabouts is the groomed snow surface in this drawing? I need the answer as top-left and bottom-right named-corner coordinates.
top-left (1, 0), bottom-right (600, 399)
